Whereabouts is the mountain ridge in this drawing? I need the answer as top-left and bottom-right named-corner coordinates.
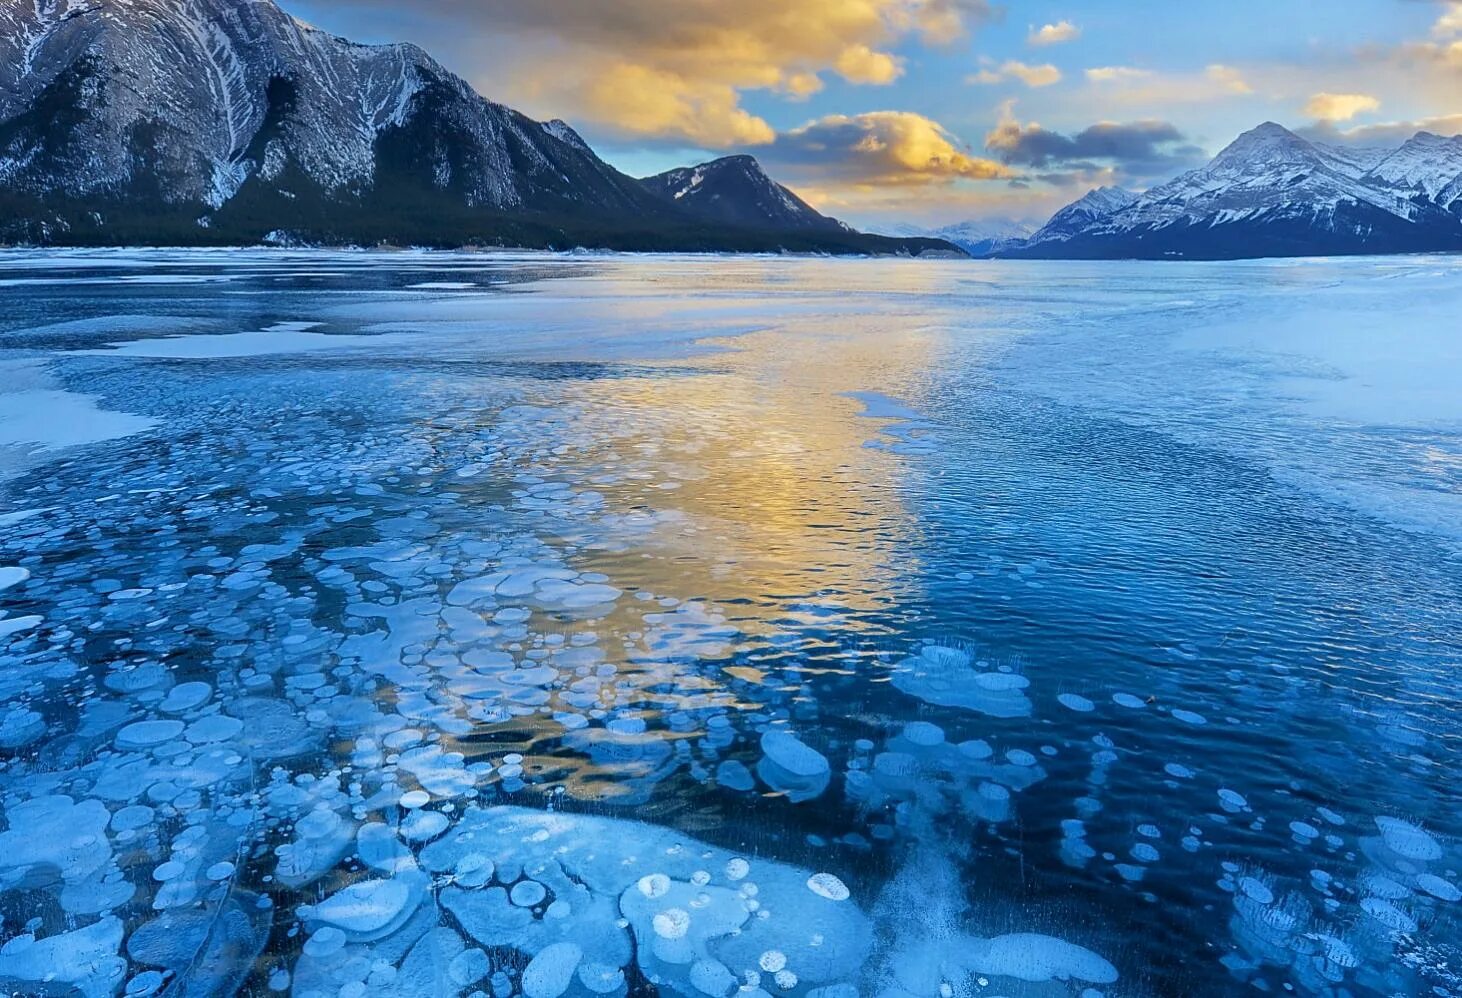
top-left (993, 121), bottom-right (1462, 260)
top-left (0, 0), bottom-right (958, 256)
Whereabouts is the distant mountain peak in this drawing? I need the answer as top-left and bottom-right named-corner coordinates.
top-left (996, 121), bottom-right (1462, 260)
top-left (640, 155), bottom-right (847, 233)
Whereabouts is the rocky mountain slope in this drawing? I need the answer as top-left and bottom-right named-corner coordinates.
top-left (641, 156), bottom-right (846, 232)
top-left (0, 0), bottom-right (954, 254)
top-left (998, 123), bottom-right (1462, 260)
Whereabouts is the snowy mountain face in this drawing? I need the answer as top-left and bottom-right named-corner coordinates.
top-left (869, 217), bottom-right (1036, 255)
top-left (0, 0), bottom-right (646, 216)
top-left (1002, 122), bottom-right (1462, 260)
top-left (640, 155), bottom-right (846, 233)
top-left (1365, 132), bottom-right (1462, 206)
top-left (1026, 187), bottom-right (1137, 245)
top-left (0, 0), bottom-right (954, 253)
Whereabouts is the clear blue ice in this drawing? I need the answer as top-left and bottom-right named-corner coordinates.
top-left (0, 250), bottom-right (1458, 996)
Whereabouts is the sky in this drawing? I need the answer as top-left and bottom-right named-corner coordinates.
top-left (288, 0), bottom-right (1462, 229)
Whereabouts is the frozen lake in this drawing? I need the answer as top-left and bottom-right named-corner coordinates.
top-left (0, 249), bottom-right (1458, 997)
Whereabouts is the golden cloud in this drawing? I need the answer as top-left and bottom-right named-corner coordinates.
top-left (344, 0), bottom-right (997, 147)
top-left (1303, 91), bottom-right (1381, 122)
top-left (766, 111), bottom-right (1019, 185)
top-left (835, 44), bottom-right (905, 84)
top-left (1028, 20), bottom-right (1080, 46)
top-left (969, 60), bottom-right (1063, 87)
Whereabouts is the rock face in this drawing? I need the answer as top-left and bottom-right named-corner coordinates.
top-left (640, 155), bottom-right (846, 233)
top-left (0, 0), bottom-right (959, 255)
top-left (999, 122), bottom-right (1462, 259)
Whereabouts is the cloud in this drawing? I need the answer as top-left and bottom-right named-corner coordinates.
top-left (1299, 113), bottom-right (1462, 145)
top-left (1205, 64), bottom-right (1253, 95)
top-left (835, 44), bottom-right (905, 84)
top-left (765, 111), bottom-right (1018, 185)
top-left (1084, 66), bottom-right (1153, 83)
top-left (1302, 91), bottom-right (1381, 121)
top-left (308, 0), bottom-right (998, 147)
top-left (1028, 20), bottom-right (1080, 46)
top-left (1435, 2), bottom-right (1462, 37)
top-left (968, 59), bottom-right (1063, 87)
top-left (984, 105), bottom-right (1203, 182)
top-left (1081, 63), bottom-right (1254, 104)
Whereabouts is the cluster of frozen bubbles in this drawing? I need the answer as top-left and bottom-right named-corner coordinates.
top-left (0, 351), bottom-right (1454, 997)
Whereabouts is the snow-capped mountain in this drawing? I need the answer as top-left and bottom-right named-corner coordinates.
top-left (641, 156), bottom-right (845, 232)
top-left (1000, 122), bottom-right (1462, 260)
top-left (1023, 187), bottom-right (1137, 246)
top-left (0, 0), bottom-right (954, 254)
top-left (1364, 132), bottom-right (1462, 208)
top-left (868, 217), bottom-right (1035, 255)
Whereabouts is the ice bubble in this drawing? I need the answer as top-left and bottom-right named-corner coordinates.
top-left (1289, 821), bottom-right (1319, 840)
top-left (1217, 789), bottom-right (1248, 812)
top-left (1317, 807), bottom-right (1344, 825)
top-left (970, 933), bottom-right (1118, 985)
top-left (400, 790), bottom-right (431, 809)
top-left (717, 760), bottom-right (756, 792)
top-left (901, 721), bottom-right (945, 747)
top-left (116, 719), bottom-right (186, 749)
top-left (310, 876), bottom-right (418, 940)
top-left (726, 859), bottom-right (750, 881)
top-left (522, 943), bottom-right (583, 998)
top-left (894, 647), bottom-right (1033, 718)
top-left (1131, 844), bottom-right (1159, 863)
top-left (1238, 877), bottom-right (1273, 904)
top-left (1171, 709), bottom-right (1207, 725)
top-left (1163, 763), bottom-right (1194, 779)
top-left (1058, 693), bottom-right (1094, 713)
top-left (1416, 873), bottom-right (1460, 901)
top-left (690, 959), bottom-right (736, 996)
top-left (159, 682), bottom-right (213, 713)
top-left (807, 873), bottom-right (850, 902)
top-left (758, 730), bottom-right (830, 802)
top-left (759, 950), bottom-right (788, 972)
top-left (450, 948), bottom-right (491, 987)
top-left (510, 880), bottom-right (547, 907)
top-left (402, 809), bottom-right (450, 843)
top-left (1111, 693), bottom-right (1145, 710)
top-left (578, 962), bottom-right (626, 994)
top-left (1374, 816), bottom-right (1442, 861)
top-left (302, 926), bottom-right (346, 959)
top-left (0, 916), bottom-right (126, 996)
top-left (0, 614), bottom-right (42, 638)
top-left (0, 566), bottom-right (30, 591)
top-left (1361, 897), bottom-right (1418, 933)
top-left (206, 862), bottom-right (236, 881)
top-left (653, 908), bottom-right (691, 939)
top-left (185, 713), bottom-right (243, 743)
top-left (454, 853), bottom-right (494, 888)
top-left (639, 873), bottom-right (673, 898)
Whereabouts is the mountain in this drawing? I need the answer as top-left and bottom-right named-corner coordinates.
top-left (998, 122), bottom-right (1462, 260)
top-left (0, 0), bottom-right (957, 255)
top-left (641, 156), bottom-right (845, 233)
top-left (1364, 132), bottom-right (1462, 208)
top-left (868, 217), bottom-right (1036, 255)
top-left (1022, 187), bottom-right (1136, 246)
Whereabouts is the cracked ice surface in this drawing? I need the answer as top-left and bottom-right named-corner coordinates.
top-left (0, 250), bottom-right (1459, 997)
